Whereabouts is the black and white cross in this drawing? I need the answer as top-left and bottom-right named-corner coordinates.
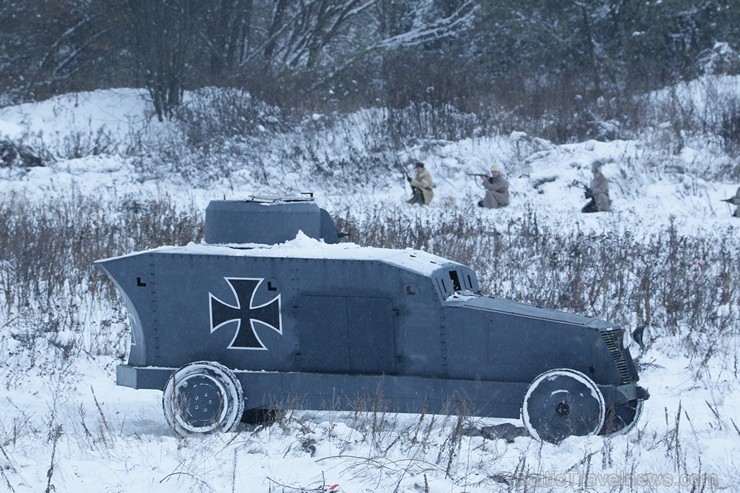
top-left (209, 278), bottom-right (282, 350)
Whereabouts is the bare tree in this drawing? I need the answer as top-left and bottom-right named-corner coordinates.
top-left (123, 0), bottom-right (205, 120)
top-left (255, 0), bottom-right (378, 70)
top-left (199, 0), bottom-right (255, 81)
top-left (236, 0), bottom-right (479, 108)
top-left (372, 0), bottom-right (478, 50)
top-left (0, 0), bottom-right (119, 101)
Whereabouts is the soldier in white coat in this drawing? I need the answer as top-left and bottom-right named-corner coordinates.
top-left (407, 162), bottom-right (434, 206)
top-left (478, 164), bottom-right (510, 209)
top-left (582, 163), bottom-right (610, 213)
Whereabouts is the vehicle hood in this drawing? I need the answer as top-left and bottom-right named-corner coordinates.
top-left (447, 292), bottom-right (618, 330)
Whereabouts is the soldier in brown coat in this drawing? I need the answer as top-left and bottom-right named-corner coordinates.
top-left (478, 164), bottom-right (510, 209)
top-left (407, 162), bottom-right (434, 205)
top-left (582, 163), bottom-right (610, 213)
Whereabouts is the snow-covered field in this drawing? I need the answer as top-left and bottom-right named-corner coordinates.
top-left (0, 87), bottom-right (738, 492)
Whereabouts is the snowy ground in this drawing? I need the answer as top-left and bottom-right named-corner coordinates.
top-left (0, 89), bottom-right (738, 492)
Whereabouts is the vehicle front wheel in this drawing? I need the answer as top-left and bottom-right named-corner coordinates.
top-left (521, 368), bottom-right (606, 444)
top-left (163, 361), bottom-right (245, 435)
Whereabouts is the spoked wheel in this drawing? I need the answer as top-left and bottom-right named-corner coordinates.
top-left (521, 368), bottom-right (606, 444)
top-left (163, 361), bottom-right (245, 435)
top-left (600, 399), bottom-right (643, 437)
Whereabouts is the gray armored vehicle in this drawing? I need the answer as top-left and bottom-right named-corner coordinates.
top-left (96, 197), bottom-right (648, 443)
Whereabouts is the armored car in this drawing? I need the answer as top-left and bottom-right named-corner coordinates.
top-left (96, 197), bottom-right (648, 443)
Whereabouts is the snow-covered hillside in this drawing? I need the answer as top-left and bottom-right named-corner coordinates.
top-left (0, 87), bottom-right (738, 492)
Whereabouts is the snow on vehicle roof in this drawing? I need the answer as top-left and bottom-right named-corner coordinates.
top-left (103, 231), bottom-right (462, 276)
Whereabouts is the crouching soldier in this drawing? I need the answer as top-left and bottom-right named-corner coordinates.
top-left (582, 163), bottom-right (610, 213)
top-left (478, 164), bottom-right (510, 209)
top-left (407, 161), bottom-right (434, 205)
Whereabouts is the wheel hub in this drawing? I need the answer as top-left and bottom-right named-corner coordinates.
top-left (555, 401), bottom-right (570, 417)
top-left (175, 375), bottom-right (224, 429)
top-left (184, 379), bottom-right (219, 423)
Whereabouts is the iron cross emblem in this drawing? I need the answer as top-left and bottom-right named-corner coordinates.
top-left (209, 277), bottom-right (282, 350)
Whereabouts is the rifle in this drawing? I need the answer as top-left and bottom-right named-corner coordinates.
top-left (467, 173), bottom-right (492, 184)
top-left (571, 180), bottom-right (592, 199)
top-left (395, 161), bottom-right (414, 193)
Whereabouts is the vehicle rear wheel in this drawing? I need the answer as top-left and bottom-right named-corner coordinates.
top-left (600, 399), bottom-right (643, 437)
top-left (521, 368), bottom-right (605, 444)
top-left (163, 361), bottom-right (244, 435)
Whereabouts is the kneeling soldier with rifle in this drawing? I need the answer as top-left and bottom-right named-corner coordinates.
top-left (406, 161), bottom-right (434, 205)
top-left (582, 163), bottom-right (610, 213)
top-left (472, 164), bottom-right (510, 209)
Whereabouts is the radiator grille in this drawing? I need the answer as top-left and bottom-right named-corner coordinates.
top-left (601, 330), bottom-right (631, 384)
